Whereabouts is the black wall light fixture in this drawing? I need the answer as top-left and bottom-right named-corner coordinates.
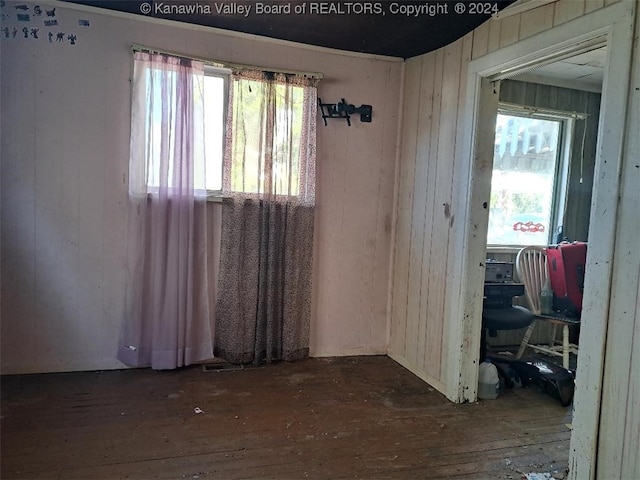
top-left (318, 98), bottom-right (373, 126)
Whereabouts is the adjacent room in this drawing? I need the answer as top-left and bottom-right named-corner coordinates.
top-left (2, 0), bottom-right (639, 479)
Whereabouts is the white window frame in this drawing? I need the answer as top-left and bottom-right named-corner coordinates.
top-left (487, 103), bottom-right (578, 247)
top-left (202, 65), bottom-right (231, 199)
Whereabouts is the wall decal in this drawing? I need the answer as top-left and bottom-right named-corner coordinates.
top-left (0, 3), bottom-right (79, 46)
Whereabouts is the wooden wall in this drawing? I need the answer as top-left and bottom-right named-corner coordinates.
top-left (0, 2), bottom-right (402, 373)
top-left (389, 36), bottom-right (472, 393)
top-left (389, 0), bottom-right (621, 395)
top-left (391, 0), bottom-right (639, 478)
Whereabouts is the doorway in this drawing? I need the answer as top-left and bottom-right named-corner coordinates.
top-left (452, 6), bottom-right (635, 478)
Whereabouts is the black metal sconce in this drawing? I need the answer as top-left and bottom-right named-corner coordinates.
top-left (318, 98), bottom-right (373, 126)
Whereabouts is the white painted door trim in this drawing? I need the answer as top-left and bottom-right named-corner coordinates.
top-left (447, 2), bottom-right (636, 479)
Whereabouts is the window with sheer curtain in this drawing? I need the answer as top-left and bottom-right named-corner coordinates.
top-left (121, 51), bottom-right (319, 369)
top-left (120, 52), bottom-right (215, 370)
top-left (214, 70), bottom-right (319, 365)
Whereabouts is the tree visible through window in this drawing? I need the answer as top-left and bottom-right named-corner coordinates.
top-left (487, 112), bottom-right (566, 246)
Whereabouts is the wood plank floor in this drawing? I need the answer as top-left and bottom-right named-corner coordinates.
top-left (1, 356), bottom-right (572, 479)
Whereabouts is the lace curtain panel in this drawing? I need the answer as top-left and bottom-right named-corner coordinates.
top-left (214, 70), bottom-right (318, 364)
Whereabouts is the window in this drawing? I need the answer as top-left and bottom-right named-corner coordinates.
top-left (227, 77), bottom-right (307, 197)
top-left (139, 63), bottom-right (229, 196)
top-left (130, 51), bottom-right (317, 202)
top-left (201, 70), bottom-right (228, 192)
top-left (487, 109), bottom-right (571, 246)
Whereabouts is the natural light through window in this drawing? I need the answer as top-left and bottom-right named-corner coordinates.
top-left (487, 113), bottom-right (563, 246)
top-left (228, 80), bottom-right (305, 196)
top-left (144, 69), bottom-right (227, 195)
top-left (202, 74), bottom-right (225, 192)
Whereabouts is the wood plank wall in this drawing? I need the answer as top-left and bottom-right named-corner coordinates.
top-left (389, 0), bottom-right (617, 396)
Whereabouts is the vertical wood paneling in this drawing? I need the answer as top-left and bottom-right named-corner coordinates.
top-left (392, 0), bottom-right (629, 404)
top-left (499, 15), bottom-right (522, 48)
top-left (401, 60), bottom-right (422, 365)
top-left (554, 0), bottom-right (586, 25)
top-left (420, 48), bottom-right (445, 376)
top-left (415, 54), bottom-right (438, 372)
top-left (472, 20), bottom-right (491, 59)
top-left (585, 0), bottom-right (606, 14)
top-left (390, 58), bottom-right (422, 356)
top-left (404, 58), bottom-right (432, 368)
top-left (519, 4), bottom-right (556, 40)
top-left (488, 18), bottom-right (502, 53)
top-left (427, 42), bottom-right (464, 380)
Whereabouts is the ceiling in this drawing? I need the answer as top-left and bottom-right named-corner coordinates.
top-left (63, 0), bottom-right (516, 58)
top-left (514, 46), bottom-right (607, 92)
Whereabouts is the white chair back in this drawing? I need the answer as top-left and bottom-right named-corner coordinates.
top-left (515, 246), bottom-right (548, 316)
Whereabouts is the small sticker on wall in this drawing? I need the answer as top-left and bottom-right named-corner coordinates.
top-left (78, 19), bottom-right (90, 27)
top-left (67, 33), bottom-right (77, 45)
top-left (14, 4), bottom-right (29, 11)
top-left (16, 13), bottom-right (30, 21)
top-left (44, 19), bottom-right (57, 26)
top-left (33, 5), bottom-right (42, 16)
top-left (45, 7), bottom-right (55, 17)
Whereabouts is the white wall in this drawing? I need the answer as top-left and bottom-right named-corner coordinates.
top-left (0, 1), bottom-right (402, 373)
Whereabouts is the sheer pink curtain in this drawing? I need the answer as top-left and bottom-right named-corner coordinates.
top-left (214, 71), bottom-right (318, 364)
top-left (118, 52), bottom-right (213, 369)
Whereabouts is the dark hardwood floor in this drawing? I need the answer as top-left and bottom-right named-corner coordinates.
top-left (1, 356), bottom-right (572, 479)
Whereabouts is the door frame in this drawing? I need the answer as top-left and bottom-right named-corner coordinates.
top-left (447, 2), bottom-right (635, 478)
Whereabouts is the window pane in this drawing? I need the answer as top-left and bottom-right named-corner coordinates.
top-left (229, 80), bottom-right (304, 196)
top-left (487, 114), bottom-right (561, 246)
top-left (143, 69), bottom-right (225, 194)
top-left (203, 75), bottom-right (225, 191)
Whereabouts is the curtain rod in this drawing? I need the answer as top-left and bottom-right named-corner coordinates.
top-left (499, 102), bottom-right (588, 120)
top-left (131, 44), bottom-right (324, 79)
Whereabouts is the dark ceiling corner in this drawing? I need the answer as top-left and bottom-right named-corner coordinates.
top-left (61, 0), bottom-right (516, 58)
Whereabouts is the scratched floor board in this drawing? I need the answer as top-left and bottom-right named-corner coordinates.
top-left (1, 356), bottom-right (571, 479)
